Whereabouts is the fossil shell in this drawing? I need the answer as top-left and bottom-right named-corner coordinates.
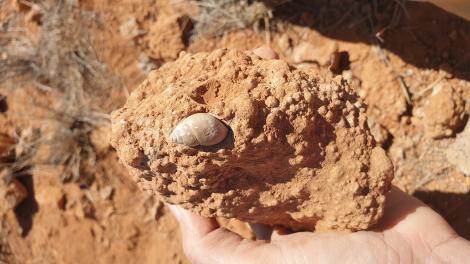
top-left (170, 113), bottom-right (228, 147)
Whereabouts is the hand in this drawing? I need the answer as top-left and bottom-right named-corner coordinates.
top-left (168, 187), bottom-right (470, 264)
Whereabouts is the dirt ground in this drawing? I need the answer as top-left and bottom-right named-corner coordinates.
top-left (0, 0), bottom-right (469, 263)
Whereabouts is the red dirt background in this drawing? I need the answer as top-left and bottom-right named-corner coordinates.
top-left (1, 0), bottom-right (469, 263)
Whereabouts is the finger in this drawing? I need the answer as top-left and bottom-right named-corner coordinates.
top-left (252, 46), bottom-right (279, 60)
top-left (167, 204), bottom-right (219, 238)
top-left (197, 229), bottom-right (284, 264)
top-left (167, 205), bottom-right (282, 264)
top-left (249, 223), bottom-right (273, 241)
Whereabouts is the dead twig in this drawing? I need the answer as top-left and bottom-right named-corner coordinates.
top-left (415, 74), bottom-right (446, 98)
top-left (372, 44), bottom-right (412, 104)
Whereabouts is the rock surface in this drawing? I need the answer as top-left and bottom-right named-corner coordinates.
top-left (446, 122), bottom-right (470, 176)
top-left (0, 169), bottom-right (28, 211)
top-left (424, 84), bottom-right (467, 139)
top-left (110, 49), bottom-right (394, 231)
top-left (144, 14), bottom-right (190, 60)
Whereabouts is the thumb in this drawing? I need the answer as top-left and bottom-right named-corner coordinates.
top-left (167, 204), bottom-right (219, 239)
top-left (167, 204), bottom-right (282, 264)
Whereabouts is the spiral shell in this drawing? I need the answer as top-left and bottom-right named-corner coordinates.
top-left (170, 113), bottom-right (228, 147)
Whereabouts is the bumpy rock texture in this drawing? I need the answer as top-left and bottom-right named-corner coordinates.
top-left (424, 84), bottom-right (467, 139)
top-left (110, 49), bottom-right (394, 231)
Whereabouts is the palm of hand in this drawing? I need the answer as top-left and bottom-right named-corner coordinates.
top-left (169, 188), bottom-right (469, 264)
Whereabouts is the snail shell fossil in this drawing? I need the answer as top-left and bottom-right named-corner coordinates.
top-left (170, 113), bottom-right (229, 147)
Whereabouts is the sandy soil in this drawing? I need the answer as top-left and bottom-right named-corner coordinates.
top-left (0, 0), bottom-right (469, 263)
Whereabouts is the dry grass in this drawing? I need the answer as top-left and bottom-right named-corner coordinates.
top-left (192, 0), bottom-right (284, 37)
top-left (0, 0), bottom-right (122, 186)
top-left (271, 0), bottom-right (408, 36)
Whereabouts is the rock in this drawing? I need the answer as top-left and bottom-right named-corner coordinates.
top-left (110, 49), bottom-right (393, 231)
top-left (292, 41), bottom-right (338, 66)
top-left (75, 195), bottom-right (95, 219)
top-left (137, 53), bottom-right (161, 73)
top-left (119, 18), bottom-right (142, 39)
top-left (277, 33), bottom-right (292, 53)
top-left (0, 169), bottom-right (28, 211)
top-left (368, 118), bottom-right (391, 147)
top-left (34, 185), bottom-right (66, 210)
top-left (90, 124), bottom-right (111, 156)
top-left (217, 218), bottom-right (254, 239)
top-left (424, 84), bottom-right (467, 139)
top-left (57, 192), bottom-right (67, 210)
top-left (151, 200), bottom-right (164, 220)
top-left (144, 14), bottom-right (191, 60)
top-left (446, 122), bottom-right (470, 176)
top-left (0, 94), bottom-right (7, 113)
top-left (0, 133), bottom-right (15, 163)
top-left (16, 0), bottom-right (31, 12)
top-left (99, 186), bottom-right (114, 200)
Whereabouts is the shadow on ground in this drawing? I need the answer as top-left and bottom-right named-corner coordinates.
top-left (273, 0), bottom-right (470, 80)
top-left (14, 174), bottom-right (39, 237)
top-left (414, 190), bottom-right (470, 240)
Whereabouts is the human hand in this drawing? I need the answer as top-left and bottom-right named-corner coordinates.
top-left (168, 187), bottom-right (470, 264)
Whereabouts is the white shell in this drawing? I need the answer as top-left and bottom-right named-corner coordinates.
top-left (170, 113), bottom-right (228, 147)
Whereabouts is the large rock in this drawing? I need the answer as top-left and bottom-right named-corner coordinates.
top-left (424, 84), bottom-right (467, 139)
top-left (110, 49), bottom-right (393, 231)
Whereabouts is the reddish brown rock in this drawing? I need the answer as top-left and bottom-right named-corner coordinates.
top-left (0, 169), bottom-right (28, 211)
top-left (424, 84), bottom-right (467, 139)
top-left (0, 133), bottom-right (15, 163)
top-left (144, 14), bottom-right (190, 60)
top-left (110, 49), bottom-right (393, 231)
